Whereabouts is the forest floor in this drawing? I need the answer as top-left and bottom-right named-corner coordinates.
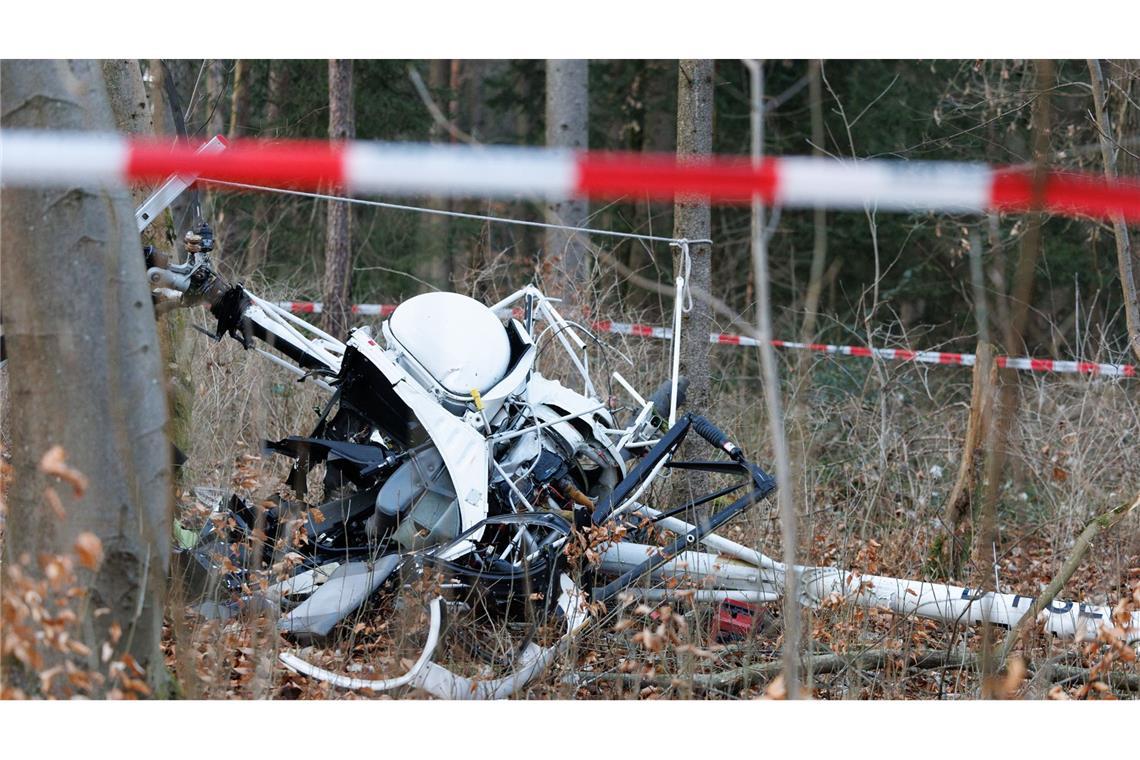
top-left (152, 299), bottom-right (1140, 700)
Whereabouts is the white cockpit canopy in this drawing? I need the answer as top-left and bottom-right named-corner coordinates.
top-left (386, 292), bottom-right (511, 396)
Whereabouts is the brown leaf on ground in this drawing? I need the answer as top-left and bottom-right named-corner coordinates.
top-left (39, 446), bottom-right (89, 498)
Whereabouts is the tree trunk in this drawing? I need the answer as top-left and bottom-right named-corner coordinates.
top-left (799, 60), bottom-right (828, 346)
top-left (102, 60), bottom-right (195, 474)
top-left (147, 60), bottom-right (195, 230)
top-left (243, 60), bottom-right (290, 274)
top-left (976, 59), bottom-right (1054, 697)
top-left (1, 59), bottom-right (172, 694)
top-left (1114, 61), bottom-right (1140, 303)
top-left (544, 59), bottom-right (590, 302)
top-left (101, 60), bottom-right (159, 245)
top-left (228, 59), bottom-right (250, 140)
top-left (669, 60), bottom-right (715, 504)
top-left (102, 60), bottom-right (155, 137)
top-left (205, 60), bottom-right (226, 137)
top-left (322, 59), bottom-right (355, 337)
top-left (939, 341), bottom-right (995, 574)
top-left (416, 59), bottom-right (453, 292)
top-left (1088, 59), bottom-right (1140, 363)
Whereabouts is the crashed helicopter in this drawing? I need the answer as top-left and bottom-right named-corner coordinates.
top-left (133, 159), bottom-right (1138, 699)
top-left (152, 216), bottom-right (781, 696)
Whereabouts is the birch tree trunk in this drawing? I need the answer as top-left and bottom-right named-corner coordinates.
top-left (544, 59), bottom-right (589, 302)
top-left (669, 60), bottom-right (715, 504)
top-left (322, 59), bottom-right (355, 337)
top-left (0, 59), bottom-right (173, 694)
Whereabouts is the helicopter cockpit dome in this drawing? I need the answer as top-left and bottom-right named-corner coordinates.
top-left (386, 292), bottom-right (511, 396)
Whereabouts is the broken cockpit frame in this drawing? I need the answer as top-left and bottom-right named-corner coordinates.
top-left (138, 158), bottom-right (1137, 699)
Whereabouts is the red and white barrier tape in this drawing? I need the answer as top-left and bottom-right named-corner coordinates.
top-left (4, 131), bottom-right (1140, 220)
top-left (275, 302), bottom-right (1136, 378)
top-left (277, 301), bottom-right (397, 317)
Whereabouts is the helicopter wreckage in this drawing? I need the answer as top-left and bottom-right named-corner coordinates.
top-left (136, 174), bottom-right (1137, 700)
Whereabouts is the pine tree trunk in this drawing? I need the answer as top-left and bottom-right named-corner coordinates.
top-left (669, 60), bottom-right (715, 505)
top-left (1, 59), bottom-right (173, 694)
top-left (228, 59), bottom-right (250, 140)
top-left (544, 59), bottom-right (590, 303)
top-left (322, 59), bottom-right (355, 337)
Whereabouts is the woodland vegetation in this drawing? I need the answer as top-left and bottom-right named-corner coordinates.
top-left (1, 58), bottom-right (1138, 701)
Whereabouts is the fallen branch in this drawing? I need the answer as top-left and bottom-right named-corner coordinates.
top-left (567, 649), bottom-right (972, 693)
top-left (566, 649), bottom-right (1140, 694)
top-left (998, 492), bottom-right (1140, 665)
top-left (1047, 663), bottom-right (1140, 692)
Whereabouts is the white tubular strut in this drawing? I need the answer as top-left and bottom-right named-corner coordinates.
top-left (279, 574), bottom-right (593, 699)
top-left (278, 596), bottom-right (444, 691)
top-left (622, 506), bottom-right (1138, 643)
top-left (799, 569), bottom-right (1140, 642)
top-left (407, 573), bottom-right (591, 699)
top-left (668, 274), bottom-right (684, 427)
top-left (242, 293), bottom-right (345, 372)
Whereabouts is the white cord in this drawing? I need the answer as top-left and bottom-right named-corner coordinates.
top-left (670, 240), bottom-right (694, 314)
top-left (202, 178), bottom-right (712, 248)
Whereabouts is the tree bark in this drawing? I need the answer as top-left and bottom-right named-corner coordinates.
top-left (322, 59), bottom-right (355, 337)
top-left (976, 59), bottom-right (1054, 697)
top-left (1, 59), bottom-right (172, 694)
top-left (939, 341), bottom-right (995, 574)
top-left (101, 60), bottom-right (155, 137)
top-left (102, 60), bottom-right (195, 475)
top-left (205, 60), bottom-right (226, 138)
top-left (544, 59), bottom-right (590, 302)
top-left (101, 60), bottom-right (159, 245)
top-left (670, 60), bottom-right (715, 503)
top-left (228, 59), bottom-right (250, 140)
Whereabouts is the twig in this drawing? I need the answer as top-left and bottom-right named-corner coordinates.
top-left (745, 57), bottom-right (801, 700)
top-left (568, 649), bottom-right (971, 693)
top-left (406, 65), bottom-right (477, 146)
top-left (997, 492), bottom-right (1140, 665)
top-left (592, 246), bottom-right (758, 340)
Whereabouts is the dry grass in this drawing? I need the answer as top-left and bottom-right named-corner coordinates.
top-left (2, 277), bottom-right (1138, 700)
top-left (161, 276), bottom-right (1140, 700)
